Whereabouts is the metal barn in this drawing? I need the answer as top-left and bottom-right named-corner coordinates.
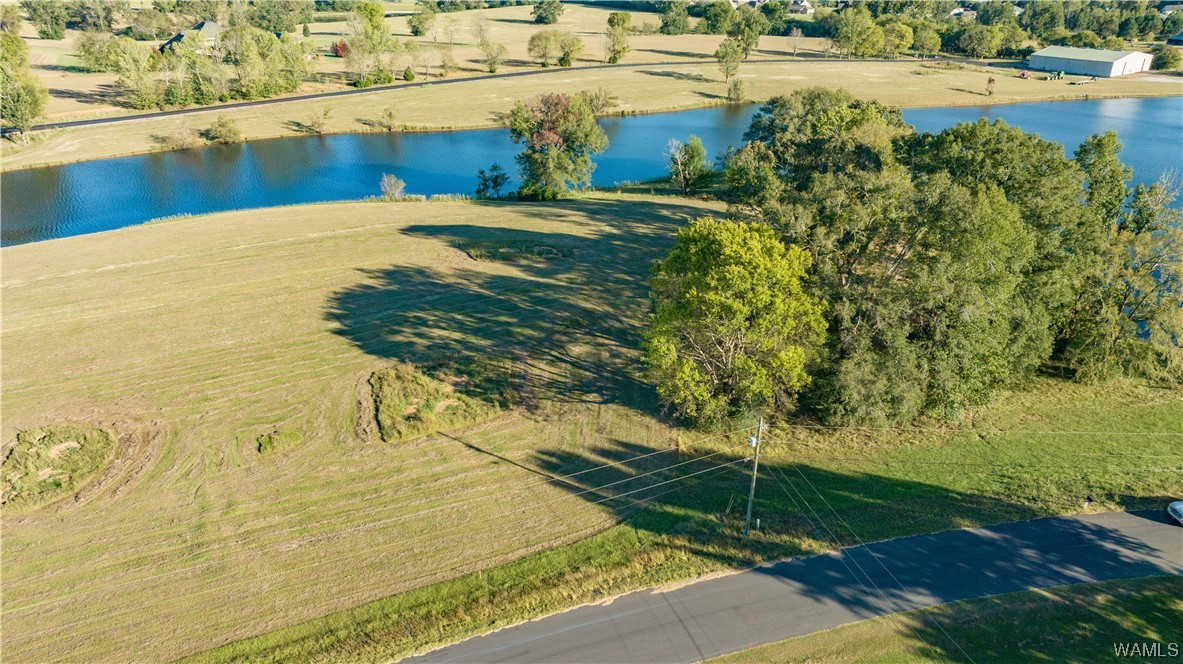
top-left (1028, 46), bottom-right (1154, 77)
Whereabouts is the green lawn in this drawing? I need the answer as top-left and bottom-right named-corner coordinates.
top-left (3, 195), bottom-right (1180, 662)
top-left (713, 576), bottom-right (1183, 663)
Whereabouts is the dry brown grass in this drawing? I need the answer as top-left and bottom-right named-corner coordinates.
top-left (10, 2), bottom-right (1177, 170)
top-left (7, 57), bottom-right (1177, 170)
top-left (1, 194), bottom-right (724, 662)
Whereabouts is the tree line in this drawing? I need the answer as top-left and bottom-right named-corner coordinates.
top-left (646, 87), bottom-right (1181, 427)
top-left (650, 0), bottom-right (1183, 63)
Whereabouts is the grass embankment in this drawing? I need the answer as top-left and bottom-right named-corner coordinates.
top-left (8, 57), bottom-right (1178, 171)
top-left (714, 576), bottom-right (1183, 663)
top-left (3, 196), bottom-right (1180, 662)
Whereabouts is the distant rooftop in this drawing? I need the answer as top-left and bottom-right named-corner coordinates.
top-left (1030, 45), bottom-right (1141, 63)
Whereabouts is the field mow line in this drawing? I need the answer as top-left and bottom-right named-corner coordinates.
top-left (1, 215), bottom-right (430, 290)
top-left (155, 462), bottom-right (742, 661)
top-left (21, 457), bottom-right (749, 654)
top-left (2, 272), bottom-right (588, 396)
top-left (9, 458), bottom-right (522, 590)
top-left (8, 438), bottom-right (752, 616)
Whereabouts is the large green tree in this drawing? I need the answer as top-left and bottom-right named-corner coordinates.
top-left (248, 0), bottom-right (313, 33)
top-left (20, 0), bottom-right (67, 39)
top-left (721, 87), bottom-right (1146, 424)
top-left (1063, 134), bottom-right (1183, 382)
top-left (701, 0), bottom-right (734, 35)
top-left (507, 91), bottom-right (609, 200)
top-left (659, 0), bottom-right (689, 35)
top-left (714, 36), bottom-right (743, 82)
top-left (831, 7), bottom-right (884, 57)
top-left (1, 34), bottom-right (48, 141)
top-left (645, 218), bottom-right (826, 423)
top-left (727, 5), bottom-right (769, 56)
top-left (531, 0), bottom-right (563, 25)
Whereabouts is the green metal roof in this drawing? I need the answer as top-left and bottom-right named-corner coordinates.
top-left (1030, 46), bottom-right (1140, 63)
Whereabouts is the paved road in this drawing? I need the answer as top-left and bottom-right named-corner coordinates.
top-left (25, 57), bottom-right (998, 134)
top-left (406, 510), bottom-right (1182, 663)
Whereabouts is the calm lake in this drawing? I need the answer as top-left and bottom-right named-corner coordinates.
top-left (3, 96), bottom-right (1180, 246)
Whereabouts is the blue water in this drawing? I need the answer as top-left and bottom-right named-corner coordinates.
top-left (2, 96), bottom-right (1180, 246)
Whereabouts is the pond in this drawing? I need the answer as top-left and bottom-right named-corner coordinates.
top-left (2, 96), bottom-right (1180, 246)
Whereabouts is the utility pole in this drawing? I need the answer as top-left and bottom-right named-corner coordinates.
top-left (743, 416), bottom-right (764, 537)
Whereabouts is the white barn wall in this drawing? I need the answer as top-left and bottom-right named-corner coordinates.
top-left (1028, 51), bottom-right (1153, 77)
top-left (1029, 54), bottom-right (1116, 76)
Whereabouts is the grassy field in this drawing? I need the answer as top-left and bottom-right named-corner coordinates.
top-left (5, 195), bottom-right (1178, 662)
top-left (6, 0), bottom-right (1179, 170)
top-left (7, 58), bottom-right (1178, 171)
top-left (2, 194), bottom-right (724, 661)
top-left (713, 576), bottom-right (1183, 663)
top-left (16, 2), bottom-right (825, 122)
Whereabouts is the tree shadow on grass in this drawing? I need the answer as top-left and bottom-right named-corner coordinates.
top-left (640, 69), bottom-right (713, 83)
top-left (46, 83), bottom-right (127, 107)
top-left (511, 440), bottom-right (1180, 660)
top-left (323, 198), bottom-right (711, 415)
top-left (284, 119), bottom-right (325, 135)
top-left (641, 48), bottom-right (712, 60)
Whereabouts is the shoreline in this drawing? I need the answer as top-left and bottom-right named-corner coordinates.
top-left (4, 91), bottom-right (1179, 173)
top-left (4, 57), bottom-right (1178, 173)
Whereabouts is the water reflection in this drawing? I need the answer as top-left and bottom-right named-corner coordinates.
top-left (2, 97), bottom-right (1179, 246)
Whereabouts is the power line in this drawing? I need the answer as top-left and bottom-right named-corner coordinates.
top-left (38, 459), bottom-right (750, 654)
top-left (12, 455), bottom-right (751, 645)
top-left (37, 423), bottom-right (757, 564)
top-left (8, 427), bottom-right (755, 615)
top-left (784, 464), bottom-right (977, 664)
top-left (768, 423), bottom-right (1182, 437)
top-left (764, 466), bottom-right (942, 659)
top-left (763, 458), bottom-right (1183, 472)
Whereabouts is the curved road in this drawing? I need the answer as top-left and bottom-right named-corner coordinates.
top-left (406, 510), bottom-right (1182, 663)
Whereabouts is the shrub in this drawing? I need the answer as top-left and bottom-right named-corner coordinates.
top-left (369, 363), bottom-right (500, 442)
top-left (727, 78), bottom-right (747, 102)
top-left (1, 425), bottom-right (117, 509)
top-left (203, 116), bottom-right (242, 144)
top-left (256, 429), bottom-right (304, 454)
top-left (476, 162), bottom-right (510, 198)
top-left (380, 105), bottom-right (396, 131)
top-left (157, 127), bottom-right (200, 150)
top-left (380, 173), bottom-right (406, 198)
top-left (1151, 44), bottom-right (1181, 70)
top-left (402, 66), bottom-right (415, 81)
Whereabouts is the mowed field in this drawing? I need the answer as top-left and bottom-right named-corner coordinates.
top-left (4, 196), bottom-right (1182, 662)
top-left (18, 2), bottom-right (827, 122)
top-left (1, 194), bottom-right (724, 661)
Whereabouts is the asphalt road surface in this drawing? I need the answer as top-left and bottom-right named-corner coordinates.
top-left (406, 510), bottom-right (1182, 663)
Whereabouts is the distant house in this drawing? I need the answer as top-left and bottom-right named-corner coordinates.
top-left (790, 0), bottom-right (815, 15)
top-left (949, 7), bottom-right (977, 19)
top-left (1028, 46), bottom-right (1154, 77)
top-left (1162, 4), bottom-right (1183, 16)
top-left (1168, 32), bottom-right (1183, 46)
top-left (160, 20), bottom-right (224, 53)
